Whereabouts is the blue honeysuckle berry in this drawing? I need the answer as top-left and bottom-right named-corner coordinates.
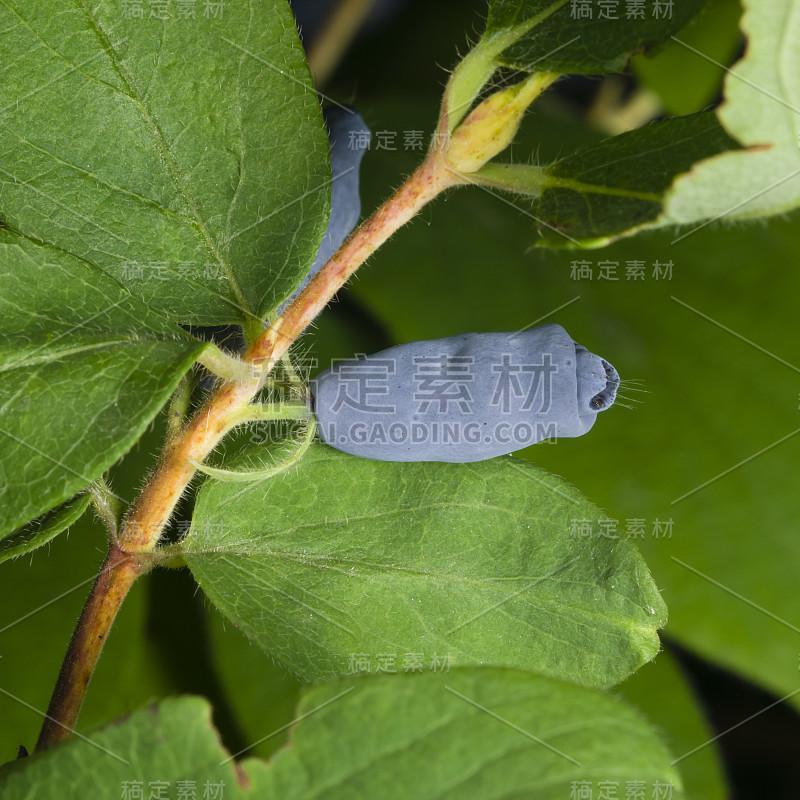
top-left (311, 323), bottom-right (620, 462)
top-left (278, 106), bottom-right (370, 314)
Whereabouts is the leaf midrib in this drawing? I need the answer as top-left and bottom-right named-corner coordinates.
top-left (187, 548), bottom-right (657, 633)
top-left (72, 0), bottom-right (253, 320)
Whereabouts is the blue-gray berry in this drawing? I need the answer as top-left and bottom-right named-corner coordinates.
top-left (311, 324), bottom-right (619, 462)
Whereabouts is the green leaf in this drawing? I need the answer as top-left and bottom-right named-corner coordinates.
top-left (0, 231), bottom-right (204, 537)
top-left (0, 0), bottom-right (329, 325)
top-left (185, 442), bottom-right (665, 688)
top-left (210, 623), bottom-right (723, 796)
top-left (0, 696), bottom-right (252, 797)
top-left (204, 541), bottom-right (727, 792)
top-left (663, 0), bottom-right (800, 223)
top-left (483, 0), bottom-right (709, 74)
top-left (262, 668), bottom-right (686, 799)
top-left (0, 493), bottom-right (91, 564)
top-left (0, 670), bottom-right (686, 799)
top-left (474, 113), bottom-right (739, 245)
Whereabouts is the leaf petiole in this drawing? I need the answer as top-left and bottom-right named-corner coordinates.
top-left (189, 413), bottom-right (317, 483)
top-left (88, 478), bottom-right (123, 541)
top-left (195, 343), bottom-right (262, 383)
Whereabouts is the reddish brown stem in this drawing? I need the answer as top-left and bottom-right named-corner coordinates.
top-left (120, 376), bottom-right (262, 552)
top-left (35, 146), bottom-right (459, 754)
top-left (35, 543), bottom-right (144, 751)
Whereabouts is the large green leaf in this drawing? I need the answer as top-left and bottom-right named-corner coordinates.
top-left (186, 442), bottom-right (665, 688)
top-left (484, 0), bottom-right (708, 74)
top-left (475, 112), bottom-right (739, 245)
top-left (664, 0), bottom-right (800, 223)
top-left (0, 231), bottom-right (204, 537)
top-left (0, 670), bottom-right (686, 799)
top-left (0, 0), bottom-right (329, 325)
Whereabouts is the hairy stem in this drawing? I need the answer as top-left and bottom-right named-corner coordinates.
top-left (121, 151), bottom-right (458, 553)
top-left (121, 375), bottom-right (264, 552)
top-left (35, 543), bottom-right (145, 751)
top-left (247, 151), bottom-right (461, 370)
top-left (36, 147), bottom-right (458, 752)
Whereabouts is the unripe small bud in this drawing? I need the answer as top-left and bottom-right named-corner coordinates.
top-left (446, 73), bottom-right (556, 174)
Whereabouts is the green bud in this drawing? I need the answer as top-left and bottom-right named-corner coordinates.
top-left (447, 73), bottom-right (557, 174)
